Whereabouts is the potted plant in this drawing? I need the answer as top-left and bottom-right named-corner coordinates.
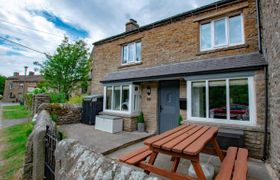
top-left (178, 114), bottom-right (183, 126)
top-left (137, 112), bottom-right (145, 132)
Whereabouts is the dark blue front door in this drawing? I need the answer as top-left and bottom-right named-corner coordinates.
top-left (159, 81), bottom-right (180, 133)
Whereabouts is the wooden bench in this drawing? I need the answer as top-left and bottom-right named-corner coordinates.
top-left (119, 146), bottom-right (152, 165)
top-left (215, 147), bottom-right (248, 180)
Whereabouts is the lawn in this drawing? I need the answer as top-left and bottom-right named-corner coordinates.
top-left (2, 105), bottom-right (31, 120)
top-left (0, 122), bottom-right (33, 179)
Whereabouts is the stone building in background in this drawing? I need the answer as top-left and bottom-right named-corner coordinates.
top-left (2, 72), bottom-right (42, 102)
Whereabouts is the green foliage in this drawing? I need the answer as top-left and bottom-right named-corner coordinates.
top-left (2, 105), bottom-right (32, 120)
top-left (178, 114), bottom-right (183, 126)
top-left (34, 37), bottom-right (90, 100)
top-left (50, 112), bottom-right (58, 122)
top-left (137, 112), bottom-right (145, 123)
top-left (67, 95), bottom-right (86, 104)
top-left (0, 75), bottom-right (7, 95)
top-left (48, 92), bottom-right (66, 103)
top-left (0, 122), bottom-right (34, 179)
top-left (24, 87), bottom-right (46, 109)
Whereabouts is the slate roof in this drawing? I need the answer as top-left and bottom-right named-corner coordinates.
top-left (94, 0), bottom-right (239, 45)
top-left (101, 52), bottom-right (267, 83)
top-left (7, 75), bottom-right (43, 82)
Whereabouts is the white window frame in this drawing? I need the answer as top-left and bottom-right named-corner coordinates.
top-left (186, 75), bottom-right (256, 126)
top-left (103, 84), bottom-right (140, 115)
top-left (121, 41), bottom-right (142, 65)
top-left (200, 13), bottom-right (245, 51)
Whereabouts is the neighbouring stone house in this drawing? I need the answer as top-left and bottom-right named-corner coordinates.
top-left (3, 72), bottom-right (42, 102)
top-left (90, 0), bottom-right (268, 159)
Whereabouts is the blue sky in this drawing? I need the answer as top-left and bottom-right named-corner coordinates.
top-left (0, 0), bottom-right (217, 76)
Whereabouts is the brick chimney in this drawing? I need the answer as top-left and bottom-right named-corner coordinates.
top-left (29, 71), bottom-right (34, 76)
top-left (13, 72), bottom-right (19, 76)
top-left (125, 19), bottom-right (139, 32)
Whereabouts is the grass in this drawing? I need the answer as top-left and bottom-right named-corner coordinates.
top-left (0, 122), bottom-right (34, 179)
top-left (2, 105), bottom-right (31, 120)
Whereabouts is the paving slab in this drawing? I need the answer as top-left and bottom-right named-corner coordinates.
top-left (59, 123), bottom-right (154, 155)
top-left (107, 141), bottom-right (273, 180)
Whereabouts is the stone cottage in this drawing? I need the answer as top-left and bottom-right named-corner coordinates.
top-left (3, 72), bottom-right (42, 102)
top-left (90, 0), bottom-right (268, 159)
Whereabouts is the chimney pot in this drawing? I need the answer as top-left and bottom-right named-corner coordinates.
top-left (125, 19), bottom-right (139, 32)
top-left (13, 72), bottom-right (19, 76)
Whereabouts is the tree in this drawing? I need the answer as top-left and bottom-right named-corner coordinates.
top-left (0, 75), bottom-right (7, 95)
top-left (35, 37), bottom-right (90, 99)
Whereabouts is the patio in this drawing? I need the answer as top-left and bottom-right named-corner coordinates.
top-left (58, 123), bottom-right (154, 154)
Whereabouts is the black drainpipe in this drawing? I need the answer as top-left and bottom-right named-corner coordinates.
top-left (263, 66), bottom-right (269, 161)
top-left (256, 0), bottom-right (268, 161)
top-left (256, 0), bottom-right (263, 54)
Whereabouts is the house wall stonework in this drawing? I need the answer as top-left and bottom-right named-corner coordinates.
top-left (91, 0), bottom-right (259, 95)
top-left (90, 0), bottom-right (266, 159)
top-left (260, 0), bottom-right (280, 176)
top-left (140, 82), bottom-right (159, 133)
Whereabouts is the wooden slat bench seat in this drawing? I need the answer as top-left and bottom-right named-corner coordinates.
top-left (215, 147), bottom-right (248, 180)
top-left (119, 146), bottom-right (152, 165)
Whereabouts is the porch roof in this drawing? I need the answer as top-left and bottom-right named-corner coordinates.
top-left (101, 52), bottom-right (267, 83)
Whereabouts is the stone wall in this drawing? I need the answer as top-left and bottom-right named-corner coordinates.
top-left (55, 139), bottom-right (159, 180)
top-left (140, 82), bottom-right (158, 133)
top-left (38, 103), bottom-right (82, 125)
top-left (23, 110), bottom-right (55, 180)
top-left (260, 0), bottom-right (280, 177)
top-left (32, 94), bottom-right (50, 115)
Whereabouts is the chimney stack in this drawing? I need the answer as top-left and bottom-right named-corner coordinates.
top-left (125, 19), bottom-right (139, 32)
top-left (29, 71), bottom-right (34, 76)
top-left (13, 72), bottom-right (19, 76)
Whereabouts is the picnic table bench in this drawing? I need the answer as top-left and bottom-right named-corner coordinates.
top-left (119, 124), bottom-right (248, 180)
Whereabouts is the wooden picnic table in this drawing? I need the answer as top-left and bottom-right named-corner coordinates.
top-left (141, 124), bottom-right (224, 180)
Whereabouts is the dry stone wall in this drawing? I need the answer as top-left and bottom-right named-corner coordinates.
top-left (23, 110), bottom-right (55, 180)
top-left (38, 103), bottom-right (82, 125)
top-left (55, 139), bottom-right (160, 180)
top-left (32, 94), bottom-right (51, 115)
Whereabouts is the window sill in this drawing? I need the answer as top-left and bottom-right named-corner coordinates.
top-left (118, 62), bottom-right (142, 69)
top-left (196, 44), bottom-right (249, 56)
top-left (185, 119), bottom-right (263, 131)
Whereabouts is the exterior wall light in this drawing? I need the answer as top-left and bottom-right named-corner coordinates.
top-left (146, 86), bottom-right (151, 96)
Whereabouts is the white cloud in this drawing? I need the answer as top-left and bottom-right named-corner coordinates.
top-left (0, 0), bottom-right (217, 76)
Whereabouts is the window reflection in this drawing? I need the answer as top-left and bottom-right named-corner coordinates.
top-left (191, 81), bottom-right (206, 118)
top-left (230, 79), bottom-right (249, 121)
top-left (209, 80), bottom-right (227, 119)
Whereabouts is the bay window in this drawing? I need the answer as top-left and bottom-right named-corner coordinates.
top-left (187, 74), bottom-right (255, 125)
top-left (104, 84), bottom-right (140, 114)
top-left (200, 14), bottom-right (244, 51)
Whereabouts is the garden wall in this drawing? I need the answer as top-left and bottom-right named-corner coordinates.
top-left (23, 110), bottom-right (55, 180)
top-left (38, 103), bottom-right (82, 125)
top-left (55, 139), bottom-right (159, 180)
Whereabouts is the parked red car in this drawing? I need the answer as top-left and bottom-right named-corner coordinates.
top-left (210, 104), bottom-right (249, 120)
